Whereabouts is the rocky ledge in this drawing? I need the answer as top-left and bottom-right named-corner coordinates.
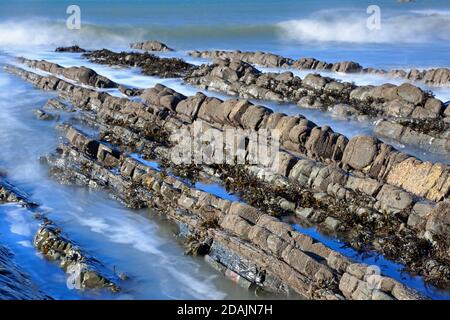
top-left (189, 50), bottom-right (450, 87)
top-left (184, 58), bottom-right (450, 154)
top-left (55, 45), bottom-right (87, 53)
top-left (17, 57), bottom-right (117, 89)
top-left (190, 50), bottom-right (293, 68)
top-left (83, 49), bottom-right (195, 78)
top-left (5, 61), bottom-right (450, 297)
top-left (42, 124), bottom-right (424, 300)
top-left (40, 48), bottom-right (450, 154)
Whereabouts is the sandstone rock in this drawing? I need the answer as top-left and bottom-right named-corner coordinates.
top-left (374, 120), bottom-right (405, 141)
top-left (391, 283), bottom-right (421, 300)
top-left (346, 263), bottom-right (368, 280)
top-left (351, 281), bottom-right (373, 300)
top-left (240, 105), bottom-right (272, 130)
top-left (332, 61), bottom-right (360, 73)
top-left (270, 151), bottom-right (296, 176)
top-left (228, 202), bottom-right (261, 224)
top-left (324, 217), bottom-right (341, 231)
top-left (345, 176), bottom-right (381, 196)
top-left (175, 92), bottom-right (207, 121)
top-left (342, 136), bottom-right (378, 170)
top-left (407, 201), bottom-right (434, 229)
top-left (305, 126), bottom-right (347, 162)
top-left (372, 290), bottom-right (394, 300)
top-left (295, 208), bottom-right (314, 219)
top-left (339, 272), bottom-right (360, 298)
top-left (386, 158), bottom-right (450, 202)
top-left (220, 214), bottom-right (252, 238)
top-left (198, 97), bottom-right (225, 123)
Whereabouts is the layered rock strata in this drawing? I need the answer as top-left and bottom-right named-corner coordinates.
top-left (184, 58), bottom-right (450, 154)
top-left (4, 62), bottom-right (449, 293)
top-left (34, 223), bottom-right (121, 292)
top-left (25, 52), bottom-right (450, 154)
top-left (42, 124), bottom-right (424, 300)
top-left (190, 50), bottom-right (450, 87)
top-left (17, 57), bottom-right (117, 89)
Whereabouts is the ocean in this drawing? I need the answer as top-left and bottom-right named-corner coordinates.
top-left (1, 0), bottom-right (450, 68)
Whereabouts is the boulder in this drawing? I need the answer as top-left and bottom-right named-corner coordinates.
top-left (342, 136), bottom-right (378, 170)
top-left (130, 40), bottom-right (173, 52)
top-left (302, 74), bottom-right (327, 91)
top-left (397, 83), bottom-right (425, 105)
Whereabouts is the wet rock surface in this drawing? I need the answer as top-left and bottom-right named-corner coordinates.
top-left (0, 176), bottom-right (37, 206)
top-left (83, 49), bottom-right (195, 78)
top-left (5, 60), bottom-right (450, 298)
top-left (43, 125), bottom-right (424, 299)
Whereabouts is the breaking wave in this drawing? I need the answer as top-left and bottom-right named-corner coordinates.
top-left (0, 19), bottom-right (278, 50)
top-left (277, 9), bottom-right (450, 44)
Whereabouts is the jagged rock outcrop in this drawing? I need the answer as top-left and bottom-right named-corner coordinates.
top-left (190, 50), bottom-right (293, 68)
top-left (293, 58), bottom-right (363, 73)
top-left (388, 68), bottom-right (450, 87)
top-left (130, 40), bottom-right (173, 52)
top-left (184, 58), bottom-right (449, 153)
top-left (17, 57), bottom-right (117, 89)
top-left (42, 124), bottom-right (424, 300)
top-left (190, 49), bottom-right (450, 87)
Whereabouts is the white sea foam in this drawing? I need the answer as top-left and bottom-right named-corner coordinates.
top-left (65, 201), bottom-right (226, 299)
top-left (278, 10), bottom-right (450, 43)
top-left (0, 20), bottom-right (132, 49)
top-left (6, 207), bottom-right (32, 236)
